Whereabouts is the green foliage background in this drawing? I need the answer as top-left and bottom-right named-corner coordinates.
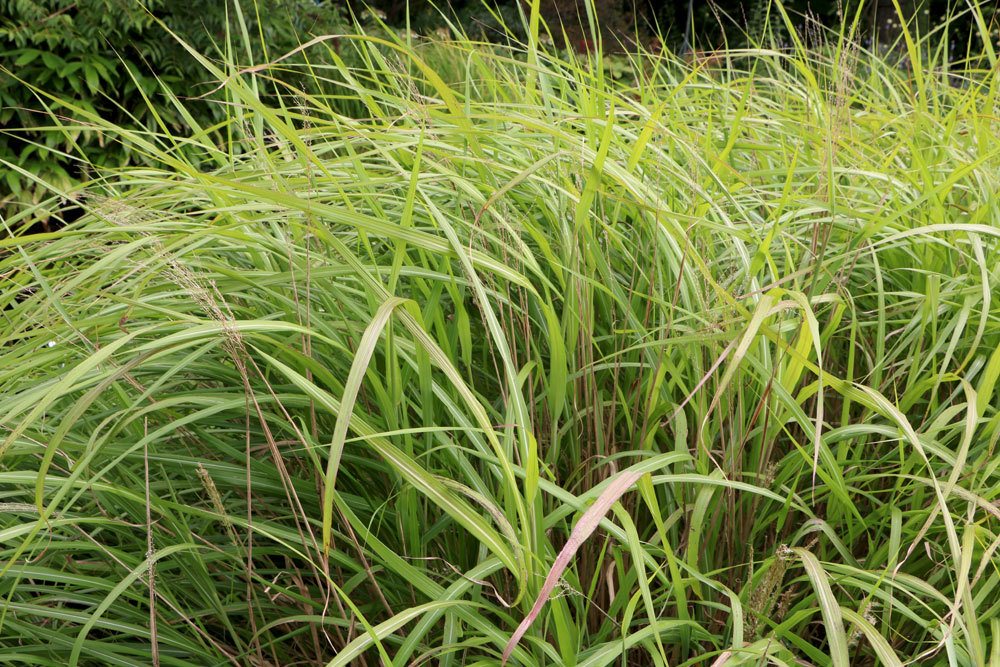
top-left (4, 0), bottom-right (996, 218)
top-left (0, 0), bottom-right (345, 214)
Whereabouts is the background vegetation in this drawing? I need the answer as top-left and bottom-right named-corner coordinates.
top-left (0, 0), bottom-right (346, 215)
top-left (2, 0), bottom-right (996, 216)
top-left (1, 1), bottom-right (999, 666)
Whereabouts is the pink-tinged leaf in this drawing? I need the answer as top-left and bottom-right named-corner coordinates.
top-left (709, 651), bottom-right (733, 667)
top-left (502, 469), bottom-right (644, 664)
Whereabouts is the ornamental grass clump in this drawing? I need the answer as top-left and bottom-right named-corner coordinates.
top-left (0, 2), bottom-right (998, 666)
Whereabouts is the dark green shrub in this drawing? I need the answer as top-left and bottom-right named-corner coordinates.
top-left (0, 0), bottom-right (345, 217)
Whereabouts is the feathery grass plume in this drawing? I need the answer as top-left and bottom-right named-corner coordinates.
top-left (196, 463), bottom-right (241, 548)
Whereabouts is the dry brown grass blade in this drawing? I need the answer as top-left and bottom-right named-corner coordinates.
top-left (502, 469), bottom-right (643, 664)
